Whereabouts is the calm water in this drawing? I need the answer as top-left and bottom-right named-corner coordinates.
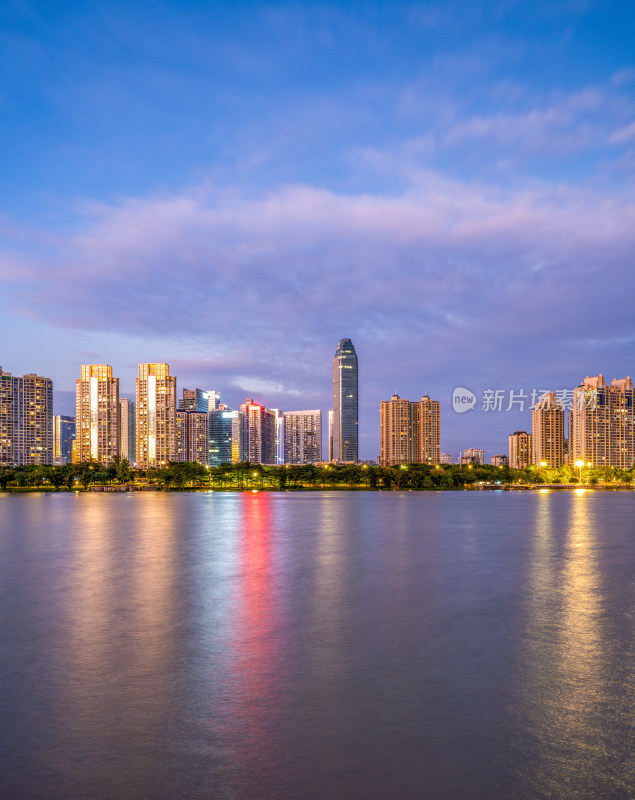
top-left (0, 490), bottom-right (633, 799)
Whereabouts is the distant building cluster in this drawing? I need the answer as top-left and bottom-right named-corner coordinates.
top-left (0, 339), bottom-right (360, 469)
top-left (510, 376), bottom-right (635, 469)
top-left (5, 351), bottom-right (631, 473)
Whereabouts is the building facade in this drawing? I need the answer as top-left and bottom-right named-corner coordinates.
top-left (509, 431), bottom-right (532, 469)
top-left (570, 375), bottom-right (635, 468)
top-left (491, 454), bottom-right (509, 467)
top-left (531, 391), bottom-right (565, 467)
top-left (332, 338), bottom-right (358, 462)
top-left (379, 394), bottom-right (441, 467)
top-left (136, 363), bottom-right (177, 469)
top-left (283, 410), bottom-right (322, 464)
top-left (74, 364), bottom-right (119, 465)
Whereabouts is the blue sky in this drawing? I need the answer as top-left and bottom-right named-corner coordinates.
top-left (1, 0), bottom-right (634, 459)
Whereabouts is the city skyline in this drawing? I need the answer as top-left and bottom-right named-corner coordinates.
top-left (1, 1), bottom-right (634, 459)
top-left (6, 353), bottom-right (635, 465)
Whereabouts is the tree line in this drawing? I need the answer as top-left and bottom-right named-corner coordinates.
top-left (1, 459), bottom-right (633, 491)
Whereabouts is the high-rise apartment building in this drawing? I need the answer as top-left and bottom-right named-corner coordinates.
top-left (328, 410), bottom-right (333, 461)
top-left (74, 365), bottom-right (119, 465)
top-left (119, 399), bottom-right (136, 464)
top-left (460, 449), bottom-right (485, 465)
top-left (379, 394), bottom-right (440, 466)
top-left (0, 367), bottom-right (13, 467)
top-left (509, 431), bottom-right (532, 469)
top-left (187, 411), bottom-right (209, 465)
top-left (175, 410), bottom-right (188, 462)
top-left (0, 367), bottom-right (53, 466)
top-left (332, 338), bottom-right (358, 462)
top-left (283, 410), bottom-right (322, 464)
top-left (136, 363), bottom-right (176, 469)
top-left (54, 415), bottom-right (76, 465)
top-left (571, 375), bottom-right (635, 468)
top-left (531, 391), bottom-right (565, 467)
top-left (240, 399), bottom-right (277, 464)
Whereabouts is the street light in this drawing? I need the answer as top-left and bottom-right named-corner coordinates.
top-left (575, 459), bottom-right (584, 483)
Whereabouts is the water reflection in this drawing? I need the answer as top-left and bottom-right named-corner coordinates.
top-left (223, 492), bottom-right (283, 777)
top-left (519, 493), bottom-right (614, 798)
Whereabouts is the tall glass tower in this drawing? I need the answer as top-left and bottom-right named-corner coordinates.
top-left (332, 338), bottom-right (358, 462)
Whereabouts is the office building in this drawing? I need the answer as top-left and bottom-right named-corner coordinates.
top-left (531, 391), bottom-right (565, 467)
top-left (179, 388), bottom-right (220, 413)
top-left (54, 415), bottom-right (76, 465)
top-left (136, 363), bottom-right (176, 469)
top-left (328, 410), bottom-right (333, 461)
top-left (571, 375), bottom-right (635, 468)
top-left (240, 399), bottom-right (277, 464)
top-left (379, 394), bottom-right (441, 467)
top-left (119, 399), bottom-right (136, 464)
top-left (209, 409), bottom-right (238, 466)
top-left (332, 338), bottom-right (358, 462)
top-left (0, 367), bottom-right (53, 466)
top-left (74, 365), bottom-right (119, 465)
top-left (283, 410), bottom-right (322, 464)
top-left (509, 431), bottom-right (532, 469)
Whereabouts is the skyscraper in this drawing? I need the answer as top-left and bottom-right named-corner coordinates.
top-left (283, 410), bottom-right (322, 464)
top-left (379, 394), bottom-right (440, 466)
top-left (209, 409), bottom-right (238, 466)
top-left (531, 391), bottom-right (565, 467)
top-left (75, 365), bottom-right (119, 465)
top-left (136, 363), bottom-right (176, 469)
top-left (332, 338), bottom-right (358, 462)
top-left (0, 367), bottom-right (53, 466)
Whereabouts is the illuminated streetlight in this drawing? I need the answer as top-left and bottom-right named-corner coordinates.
top-left (575, 459), bottom-right (584, 483)
top-left (540, 461), bottom-right (547, 468)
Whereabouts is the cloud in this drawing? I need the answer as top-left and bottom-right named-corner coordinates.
top-left (608, 120), bottom-right (635, 144)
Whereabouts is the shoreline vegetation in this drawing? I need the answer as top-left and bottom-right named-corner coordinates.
top-left (1, 459), bottom-right (633, 493)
